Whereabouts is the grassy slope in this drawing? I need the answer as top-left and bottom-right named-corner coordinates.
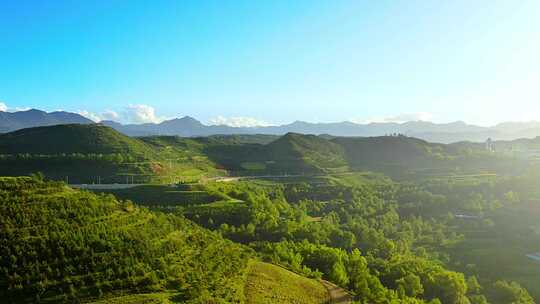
top-left (0, 124), bottom-right (156, 183)
top-left (88, 261), bottom-right (332, 304)
top-left (0, 124), bottom-right (153, 155)
top-left (244, 261), bottom-right (329, 304)
top-left (0, 177), bottom-right (251, 303)
top-left (139, 136), bottom-right (225, 183)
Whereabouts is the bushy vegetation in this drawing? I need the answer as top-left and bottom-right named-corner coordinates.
top-left (0, 125), bottom-right (224, 183)
top-left (133, 175), bottom-right (535, 304)
top-left (1, 125), bottom-right (539, 303)
top-left (0, 177), bottom-right (252, 303)
top-left (0, 125), bottom-right (526, 183)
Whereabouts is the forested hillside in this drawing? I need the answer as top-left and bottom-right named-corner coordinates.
top-left (99, 173), bottom-right (537, 304)
top-left (0, 124), bottom-right (152, 155)
top-left (0, 125), bottom-right (224, 184)
top-left (0, 124), bottom-right (527, 182)
top-left (0, 124), bottom-right (539, 303)
top-left (0, 177), bottom-right (252, 303)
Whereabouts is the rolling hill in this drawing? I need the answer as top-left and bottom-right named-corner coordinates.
top-left (0, 176), bottom-right (342, 303)
top-left (0, 124), bottom-right (527, 183)
top-left (333, 135), bottom-right (450, 169)
top-left (0, 125), bottom-right (161, 183)
top-left (0, 124), bottom-right (153, 155)
top-left (201, 132), bottom-right (347, 175)
top-left (267, 133), bottom-right (347, 169)
top-left (0, 125), bottom-right (225, 183)
top-left (0, 177), bottom-right (252, 303)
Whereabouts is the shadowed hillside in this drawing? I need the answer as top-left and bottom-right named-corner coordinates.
top-left (0, 125), bottom-right (223, 183)
top-left (333, 135), bottom-right (449, 171)
top-left (202, 133), bottom-right (347, 175)
top-left (0, 125), bottom-right (527, 182)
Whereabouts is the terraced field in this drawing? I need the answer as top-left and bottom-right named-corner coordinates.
top-left (0, 177), bottom-right (252, 303)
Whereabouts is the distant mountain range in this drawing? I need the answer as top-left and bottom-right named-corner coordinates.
top-left (2, 108), bottom-right (540, 143)
top-left (0, 109), bottom-right (93, 133)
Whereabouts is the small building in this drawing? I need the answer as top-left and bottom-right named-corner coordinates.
top-left (485, 138), bottom-right (494, 152)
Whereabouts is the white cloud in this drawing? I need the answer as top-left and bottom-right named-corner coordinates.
top-left (350, 112), bottom-right (434, 124)
top-left (101, 110), bottom-right (120, 121)
top-left (75, 106), bottom-right (162, 124)
top-left (0, 102), bottom-right (31, 113)
top-left (77, 110), bottom-right (101, 122)
top-left (208, 116), bottom-right (273, 127)
top-left (124, 104), bottom-right (164, 124)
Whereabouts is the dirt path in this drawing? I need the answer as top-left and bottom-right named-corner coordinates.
top-left (320, 280), bottom-right (353, 304)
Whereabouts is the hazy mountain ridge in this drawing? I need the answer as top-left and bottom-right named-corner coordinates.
top-left (0, 109), bottom-right (93, 132)
top-left (3, 109), bottom-right (540, 143)
top-left (98, 117), bottom-right (540, 143)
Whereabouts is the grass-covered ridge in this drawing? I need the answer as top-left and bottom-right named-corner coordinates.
top-left (0, 124), bottom-right (153, 155)
top-left (0, 125), bottom-right (224, 183)
top-left (0, 177), bottom-right (252, 303)
top-left (0, 124), bottom-right (527, 182)
top-left (244, 261), bottom-right (329, 304)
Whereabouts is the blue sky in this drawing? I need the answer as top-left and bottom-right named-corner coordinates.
top-left (1, 0), bottom-right (539, 126)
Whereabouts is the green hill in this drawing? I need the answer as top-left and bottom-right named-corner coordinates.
top-left (0, 125), bottom-right (224, 183)
top-left (203, 133), bottom-right (348, 175)
top-left (265, 133), bottom-right (347, 173)
top-left (332, 135), bottom-right (449, 167)
top-left (331, 135), bottom-right (514, 178)
top-left (0, 125), bottom-right (523, 183)
top-left (0, 177), bottom-right (252, 303)
top-left (0, 124), bottom-right (153, 156)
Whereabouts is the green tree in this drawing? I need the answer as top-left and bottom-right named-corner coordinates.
top-left (425, 270), bottom-right (468, 304)
top-left (491, 281), bottom-right (533, 304)
top-left (397, 273), bottom-right (424, 298)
